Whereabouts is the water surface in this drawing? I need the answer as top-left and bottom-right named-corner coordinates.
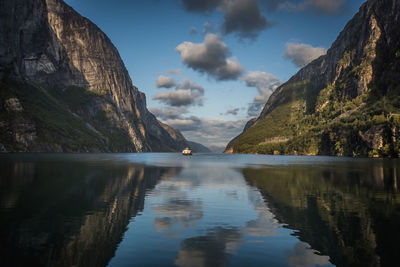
top-left (0, 153), bottom-right (399, 267)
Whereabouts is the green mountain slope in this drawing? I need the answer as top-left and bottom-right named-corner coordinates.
top-left (226, 0), bottom-right (400, 157)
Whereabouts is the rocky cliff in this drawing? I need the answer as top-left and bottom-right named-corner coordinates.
top-left (0, 0), bottom-right (188, 152)
top-left (226, 0), bottom-right (400, 157)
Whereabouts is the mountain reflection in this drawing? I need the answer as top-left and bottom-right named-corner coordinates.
top-left (3, 154), bottom-right (398, 267)
top-left (243, 160), bottom-right (400, 267)
top-left (0, 156), bottom-right (178, 267)
top-left (286, 242), bottom-right (331, 267)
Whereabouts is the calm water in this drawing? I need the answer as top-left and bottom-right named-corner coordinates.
top-left (0, 153), bottom-right (399, 267)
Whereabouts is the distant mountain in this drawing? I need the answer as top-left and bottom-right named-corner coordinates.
top-left (209, 145), bottom-right (227, 153)
top-left (0, 0), bottom-right (188, 152)
top-left (187, 141), bottom-right (211, 153)
top-left (226, 0), bottom-right (400, 157)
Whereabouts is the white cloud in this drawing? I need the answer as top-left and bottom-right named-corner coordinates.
top-left (243, 71), bottom-right (282, 116)
top-left (149, 106), bottom-right (189, 120)
top-left (225, 108), bottom-right (240, 116)
top-left (153, 89), bottom-right (204, 107)
top-left (156, 75), bottom-right (178, 88)
top-left (164, 117), bottom-right (247, 147)
top-left (284, 42), bottom-right (327, 67)
top-left (153, 76), bottom-right (205, 107)
top-left (176, 34), bottom-right (243, 81)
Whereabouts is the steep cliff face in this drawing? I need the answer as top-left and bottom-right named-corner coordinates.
top-left (227, 0), bottom-right (400, 157)
top-left (0, 0), bottom-right (188, 152)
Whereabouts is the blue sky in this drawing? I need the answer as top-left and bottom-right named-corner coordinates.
top-left (64, 0), bottom-right (365, 149)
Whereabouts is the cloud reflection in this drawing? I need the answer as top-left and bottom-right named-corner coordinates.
top-left (286, 242), bottom-right (332, 267)
top-left (152, 198), bottom-right (203, 230)
top-left (243, 187), bottom-right (282, 237)
top-left (174, 227), bottom-right (242, 267)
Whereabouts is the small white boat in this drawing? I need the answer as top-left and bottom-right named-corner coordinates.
top-left (182, 147), bottom-right (192, 155)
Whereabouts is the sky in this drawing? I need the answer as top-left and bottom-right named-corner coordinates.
top-left (64, 0), bottom-right (366, 150)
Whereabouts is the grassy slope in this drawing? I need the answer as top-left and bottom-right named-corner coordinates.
top-left (234, 82), bottom-right (400, 157)
top-left (233, 38), bottom-right (400, 157)
top-left (1, 81), bottom-right (111, 152)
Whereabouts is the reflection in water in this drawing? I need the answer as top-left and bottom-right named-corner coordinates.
top-left (0, 155), bottom-right (179, 267)
top-left (243, 160), bottom-right (400, 267)
top-left (1, 154), bottom-right (399, 267)
top-left (174, 227), bottom-right (242, 267)
top-left (286, 242), bottom-right (331, 267)
top-left (151, 177), bottom-right (204, 231)
top-left (109, 163), bottom-right (333, 267)
top-left (243, 191), bottom-right (280, 237)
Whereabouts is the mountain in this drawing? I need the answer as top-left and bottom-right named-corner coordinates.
top-left (187, 141), bottom-right (211, 153)
top-left (0, 0), bottom-right (188, 152)
top-left (226, 0), bottom-right (400, 157)
top-left (209, 145), bottom-right (229, 153)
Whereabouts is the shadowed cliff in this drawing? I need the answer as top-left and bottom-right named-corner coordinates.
top-left (0, 0), bottom-right (188, 152)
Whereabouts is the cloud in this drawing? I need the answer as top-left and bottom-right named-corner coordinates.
top-left (203, 22), bottom-right (214, 34)
top-left (225, 108), bottom-right (240, 116)
top-left (156, 75), bottom-right (205, 93)
top-left (150, 103), bottom-right (246, 147)
top-left (166, 69), bottom-right (183, 75)
top-left (189, 27), bottom-right (198, 35)
top-left (261, 0), bottom-right (282, 11)
top-left (263, 0), bottom-right (347, 15)
top-left (164, 116), bottom-right (203, 131)
top-left (153, 90), bottom-right (204, 107)
top-left (284, 42), bottom-right (327, 67)
top-left (154, 76), bottom-right (205, 107)
top-left (220, 0), bottom-right (270, 39)
top-left (149, 106), bottom-right (189, 120)
top-left (181, 0), bottom-right (270, 39)
top-left (243, 71), bottom-right (281, 116)
top-left (181, 0), bottom-right (223, 13)
top-left (179, 79), bottom-right (205, 93)
top-left (298, 0), bottom-right (347, 15)
top-left (176, 34), bottom-right (243, 81)
top-left (164, 116), bottom-right (247, 147)
top-left (152, 74), bottom-right (246, 147)
top-left (156, 75), bottom-right (178, 88)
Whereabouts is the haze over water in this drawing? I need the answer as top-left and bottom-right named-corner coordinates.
top-left (1, 153), bottom-right (399, 266)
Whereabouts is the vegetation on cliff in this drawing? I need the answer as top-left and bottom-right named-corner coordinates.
top-left (227, 0), bottom-right (400, 157)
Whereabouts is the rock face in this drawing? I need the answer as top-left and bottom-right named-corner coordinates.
top-left (0, 0), bottom-right (188, 152)
top-left (226, 0), bottom-right (400, 157)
